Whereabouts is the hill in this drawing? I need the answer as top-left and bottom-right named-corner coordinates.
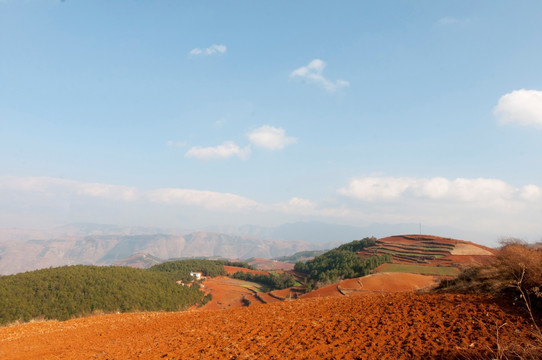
top-left (294, 237), bottom-right (392, 284)
top-left (0, 260), bottom-right (227, 325)
top-left (359, 234), bottom-right (495, 276)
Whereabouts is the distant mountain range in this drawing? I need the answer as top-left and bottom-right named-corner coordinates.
top-left (0, 223), bottom-right (344, 275)
top-left (0, 221), bottom-right (490, 275)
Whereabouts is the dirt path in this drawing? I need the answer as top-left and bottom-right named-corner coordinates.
top-left (0, 293), bottom-right (536, 359)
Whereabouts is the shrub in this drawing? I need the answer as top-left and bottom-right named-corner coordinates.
top-left (438, 238), bottom-right (541, 323)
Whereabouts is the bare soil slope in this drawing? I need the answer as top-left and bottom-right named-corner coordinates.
top-left (300, 272), bottom-right (437, 299)
top-left (0, 293), bottom-right (535, 359)
top-left (199, 276), bottom-right (263, 310)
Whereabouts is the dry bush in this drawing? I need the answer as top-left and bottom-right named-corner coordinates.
top-left (437, 239), bottom-right (542, 359)
top-left (494, 239), bottom-right (542, 293)
top-left (439, 239), bottom-right (541, 301)
top-left (438, 239), bottom-right (542, 333)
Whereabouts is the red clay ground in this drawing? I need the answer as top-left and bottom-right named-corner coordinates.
top-left (222, 265), bottom-right (270, 275)
top-left (200, 276), bottom-right (262, 310)
top-left (0, 293), bottom-right (537, 359)
top-left (300, 272), bottom-right (437, 299)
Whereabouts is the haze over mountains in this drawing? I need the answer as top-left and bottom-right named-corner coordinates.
top-left (0, 222), bottom-right (338, 275)
top-left (205, 221), bottom-right (486, 244)
top-left (0, 221), bottom-right (492, 276)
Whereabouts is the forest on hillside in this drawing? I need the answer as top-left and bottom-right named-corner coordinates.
top-left (0, 261), bottom-right (218, 325)
top-left (294, 237), bottom-right (392, 285)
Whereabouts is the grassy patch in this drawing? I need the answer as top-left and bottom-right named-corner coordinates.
top-left (239, 283), bottom-right (264, 293)
top-left (378, 263), bottom-right (460, 276)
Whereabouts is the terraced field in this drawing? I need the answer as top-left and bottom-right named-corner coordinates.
top-left (358, 235), bottom-right (495, 276)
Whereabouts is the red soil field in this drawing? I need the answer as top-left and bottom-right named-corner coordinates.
top-left (222, 265), bottom-right (269, 275)
top-left (301, 272), bottom-right (437, 299)
top-left (0, 293), bottom-right (536, 359)
top-left (300, 282), bottom-right (342, 298)
top-left (342, 272), bottom-right (437, 292)
top-left (269, 287), bottom-right (304, 300)
top-left (200, 276), bottom-right (259, 310)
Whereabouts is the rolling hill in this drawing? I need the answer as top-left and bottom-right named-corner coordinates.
top-left (359, 234), bottom-right (495, 276)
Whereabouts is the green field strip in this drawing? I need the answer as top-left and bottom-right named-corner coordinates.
top-left (377, 263), bottom-right (460, 276)
top-left (240, 284), bottom-right (264, 293)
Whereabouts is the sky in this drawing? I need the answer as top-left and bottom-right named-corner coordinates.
top-left (1, 1), bottom-right (542, 245)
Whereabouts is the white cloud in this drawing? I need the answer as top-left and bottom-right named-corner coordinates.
top-left (213, 118), bottom-right (227, 129)
top-left (287, 197), bottom-right (316, 208)
top-left (290, 59), bottom-right (349, 92)
top-left (1, 175), bottom-right (541, 242)
top-left (0, 176), bottom-right (138, 201)
top-left (494, 89), bottom-right (542, 128)
top-left (521, 184), bottom-right (542, 201)
top-left (338, 176), bottom-right (412, 201)
top-left (338, 176), bottom-right (520, 205)
top-left (185, 141), bottom-right (250, 160)
top-left (0, 176), bottom-right (259, 213)
top-left (167, 140), bottom-right (187, 148)
top-left (438, 17), bottom-right (459, 25)
top-left (271, 197), bottom-right (351, 219)
top-left (247, 125), bottom-right (297, 150)
top-left (189, 44), bottom-right (227, 56)
top-left (146, 188), bottom-right (259, 210)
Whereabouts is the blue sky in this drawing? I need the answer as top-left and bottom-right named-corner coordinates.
top-left (1, 1), bottom-right (542, 245)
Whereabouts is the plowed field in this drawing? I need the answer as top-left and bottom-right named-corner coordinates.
top-left (200, 276), bottom-right (263, 310)
top-left (0, 293), bottom-right (537, 359)
top-left (301, 272), bottom-right (437, 298)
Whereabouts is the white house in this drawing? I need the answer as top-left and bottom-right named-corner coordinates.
top-left (190, 272), bottom-right (202, 280)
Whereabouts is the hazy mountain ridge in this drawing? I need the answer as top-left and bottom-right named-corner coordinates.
top-left (0, 221), bottom-right (492, 275)
top-left (0, 226), bottom-right (336, 275)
